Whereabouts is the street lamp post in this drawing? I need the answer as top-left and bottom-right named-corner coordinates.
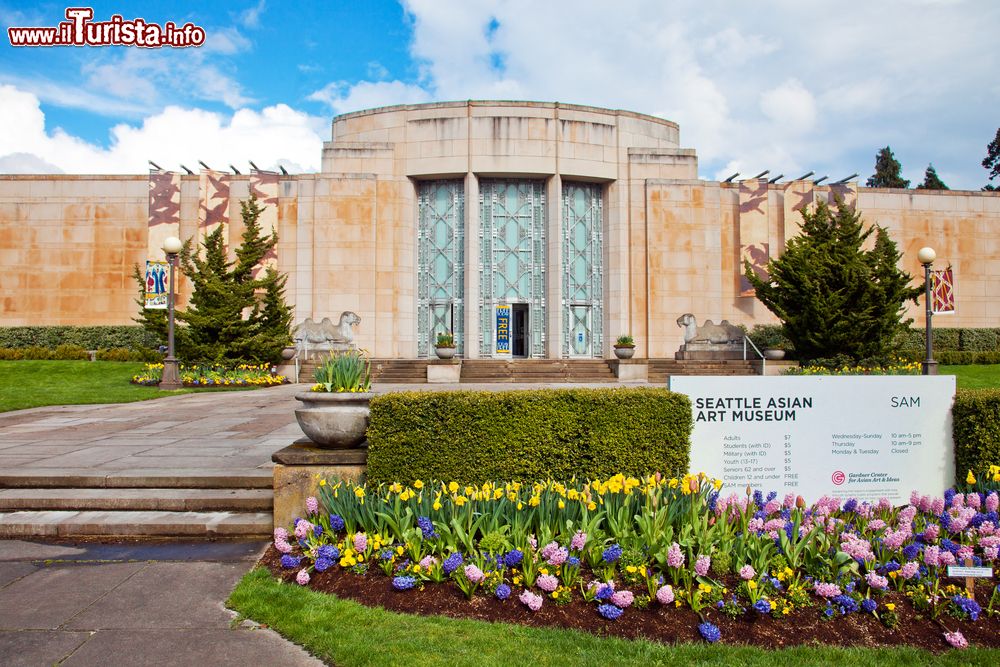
top-left (918, 246), bottom-right (937, 376)
top-left (159, 236), bottom-right (183, 390)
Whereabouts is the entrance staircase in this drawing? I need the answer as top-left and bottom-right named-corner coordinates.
top-left (0, 471), bottom-right (273, 539)
top-left (648, 359), bottom-right (759, 383)
top-left (459, 359), bottom-right (618, 383)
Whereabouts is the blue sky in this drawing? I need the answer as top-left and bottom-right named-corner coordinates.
top-left (1, 0), bottom-right (998, 189)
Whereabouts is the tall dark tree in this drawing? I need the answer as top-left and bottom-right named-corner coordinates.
top-left (866, 146), bottom-right (910, 188)
top-left (917, 164), bottom-right (949, 190)
top-left (135, 195), bottom-right (293, 363)
top-left (744, 199), bottom-right (922, 362)
top-left (983, 128), bottom-right (1000, 190)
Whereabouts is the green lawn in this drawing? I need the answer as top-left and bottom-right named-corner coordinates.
top-left (0, 360), bottom-right (198, 412)
top-left (942, 364), bottom-right (1000, 390)
top-left (226, 569), bottom-right (994, 667)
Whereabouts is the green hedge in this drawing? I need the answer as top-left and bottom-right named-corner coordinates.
top-left (366, 388), bottom-right (692, 484)
top-left (0, 326), bottom-right (160, 350)
top-left (953, 389), bottom-right (1000, 481)
top-left (0, 346), bottom-right (159, 361)
top-left (937, 350), bottom-right (1000, 365)
top-left (896, 327), bottom-right (1000, 354)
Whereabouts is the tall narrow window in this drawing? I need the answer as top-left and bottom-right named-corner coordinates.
top-left (417, 180), bottom-right (464, 357)
top-left (561, 182), bottom-right (603, 357)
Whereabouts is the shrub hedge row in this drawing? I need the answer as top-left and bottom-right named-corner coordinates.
top-left (896, 327), bottom-right (1000, 354)
top-left (0, 346), bottom-right (159, 361)
top-left (937, 350), bottom-right (1000, 366)
top-left (953, 389), bottom-right (1000, 480)
top-left (0, 326), bottom-right (160, 350)
top-left (366, 388), bottom-right (692, 484)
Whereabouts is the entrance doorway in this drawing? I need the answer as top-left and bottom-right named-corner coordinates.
top-left (512, 304), bottom-right (529, 358)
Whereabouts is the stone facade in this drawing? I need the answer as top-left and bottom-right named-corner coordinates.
top-left (1, 101), bottom-right (999, 358)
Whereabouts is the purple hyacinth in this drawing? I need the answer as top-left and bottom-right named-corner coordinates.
top-left (314, 557), bottom-right (334, 572)
top-left (503, 549), bottom-right (523, 568)
top-left (417, 515), bottom-right (439, 539)
top-left (594, 583), bottom-right (614, 601)
top-left (597, 604), bottom-right (623, 620)
top-left (861, 598), bottom-right (877, 614)
top-left (280, 554), bottom-right (302, 569)
top-left (698, 622), bottom-right (721, 643)
top-left (329, 514), bottom-right (345, 532)
top-left (753, 598), bottom-right (772, 614)
top-left (495, 583), bottom-right (511, 600)
top-left (602, 543), bottom-right (622, 563)
top-left (392, 575), bottom-right (416, 591)
top-left (318, 544), bottom-right (339, 561)
top-left (443, 552), bottom-right (463, 575)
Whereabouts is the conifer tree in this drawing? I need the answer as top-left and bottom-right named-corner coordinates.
top-left (866, 146), bottom-right (910, 188)
top-left (983, 128), bottom-right (1000, 190)
top-left (744, 199), bottom-right (922, 362)
top-left (917, 164), bottom-right (949, 190)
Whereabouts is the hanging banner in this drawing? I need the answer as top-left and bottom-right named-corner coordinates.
top-left (144, 260), bottom-right (168, 309)
top-left (932, 268), bottom-right (955, 314)
top-left (147, 171), bottom-right (181, 260)
top-left (198, 170), bottom-right (231, 249)
top-left (496, 304), bottom-right (511, 355)
top-left (738, 179), bottom-right (770, 296)
top-left (249, 171), bottom-right (280, 278)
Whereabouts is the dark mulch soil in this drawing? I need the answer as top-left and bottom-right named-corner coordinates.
top-left (259, 546), bottom-right (999, 653)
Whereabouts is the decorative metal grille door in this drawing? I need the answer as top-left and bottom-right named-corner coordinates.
top-left (417, 181), bottom-right (464, 357)
top-left (561, 183), bottom-right (603, 357)
top-left (479, 180), bottom-right (546, 357)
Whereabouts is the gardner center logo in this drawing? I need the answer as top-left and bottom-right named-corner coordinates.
top-left (831, 470), bottom-right (846, 485)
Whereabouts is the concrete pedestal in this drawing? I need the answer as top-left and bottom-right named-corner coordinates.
top-left (427, 359), bottom-right (462, 383)
top-left (271, 439), bottom-right (368, 530)
top-left (609, 358), bottom-right (648, 382)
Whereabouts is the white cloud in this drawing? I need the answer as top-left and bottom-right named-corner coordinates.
top-left (0, 85), bottom-right (324, 174)
top-left (308, 80), bottom-right (432, 115)
top-left (240, 0), bottom-right (267, 29)
top-left (759, 79), bottom-right (817, 134)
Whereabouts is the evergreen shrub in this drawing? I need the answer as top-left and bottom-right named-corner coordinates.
top-left (953, 389), bottom-right (1000, 483)
top-left (0, 325), bottom-right (159, 350)
top-left (366, 388), bottom-right (692, 484)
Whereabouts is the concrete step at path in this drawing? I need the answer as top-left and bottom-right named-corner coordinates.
top-left (0, 488), bottom-right (273, 512)
top-left (0, 469), bottom-right (274, 489)
top-left (0, 510), bottom-right (273, 538)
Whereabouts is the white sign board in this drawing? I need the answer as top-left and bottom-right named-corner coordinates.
top-left (947, 566), bottom-right (993, 579)
top-left (671, 376), bottom-right (956, 502)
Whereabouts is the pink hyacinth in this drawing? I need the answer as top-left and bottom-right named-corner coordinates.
top-left (419, 555), bottom-right (437, 569)
top-left (981, 522), bottom-right (996, 536)
top-left (540, 541), bottom-right (560, 560)
top-left (764, 500), bottom-right (781, 515)
top-left (899, 505), bottom-right (917, 526)
top-left (570, 530), bottom-right (587, 551)
top-left (951, 493), bottom-right (966, 509)
top-left (938, 551), bottom-right (956, 566)
top-left (656, 584), bottom-right (675, 605)
top-left (528, 535), bottom-right (538, 550)
top-left (305, 496), bottom-right (319, 514)
top-left (354, 532), bottom-right (367, 553)
top-left (931, 497), bottom-right (945, 514)
top-left (814, 582), bottom-right (841, 598)
top-left (883, 529), bottom-right (909, 550)
top-left (944, 630), bottom-right (968, 649)
top-left (924, 545), bottom-right (941, 567)
top-left (986, 492), bottom-right (999, 513)
top-left (695, 555), bottom-right (711, 577)
top-left (547, 547), bottom-right (569, 567)
top-left (536, 574), bottom-right (559, 592)
top-left (783, 493), bottom-right (796, 509)
top-left (274, 538), bottom-right (292, 554)
top-left (294, 519), bottom-right (312, 540)
top-left (519, 589), bottom-right (543, 611)
top-left (464, 564), bottom-right (485, 584)
top-left (666, 542), bottom-right (685, 568)
top-left (748, 518), bottom-right (765, 533)
top-left (900, 561), bottom-right (920, 580)
top-left (967, 493), bottom-right (982, 510)
top-left (296, 569), bottom-right (310, 586)
top-left (924, 524), bottom-right (940, 542)
top-left (868, 519), bottom-right (887, 532)
top-left (739, 564), bottom-right (756, 580)
top-left (865, 572), bottom-right (889, 590)
top-left (877, 497), bottom-right (892, 511)
top-left (984, 546), bottom-right (998, 562)
top-left (274, 527), bottom-right (289, 541)
top-left (611, 590), bottom-right (634, 608)
top-left (957, 545), bottom-right (974, 562)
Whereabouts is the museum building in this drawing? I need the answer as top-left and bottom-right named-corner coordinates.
top-left (1, 100), bottom-right (999, 359)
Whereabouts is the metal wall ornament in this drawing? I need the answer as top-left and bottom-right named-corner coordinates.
top-left (561, 182), bottom-right (603, 357)
top-left (417, 181), bottom-right (465, 357)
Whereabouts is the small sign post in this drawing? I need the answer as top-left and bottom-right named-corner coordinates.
top-left (947, 560), bottom-right (993, 596)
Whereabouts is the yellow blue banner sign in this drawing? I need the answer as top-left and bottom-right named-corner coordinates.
top-left (144, 260), bottom-right (168, 309)
top-left (496, 304), bottom-right (511, 355)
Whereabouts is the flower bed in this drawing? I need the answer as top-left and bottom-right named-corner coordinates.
top-left (265, 470), bottom-right (1000, 651)
top-left (131, 362), bottom-right (286, 387)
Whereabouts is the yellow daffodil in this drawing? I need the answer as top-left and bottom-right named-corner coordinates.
top-left (886, 603), bottom-right (896, 611)
top-left (448, 481), bottom-right (459, 493)
top-left (413, 480), bottom-right (424, 489)
top-left (967, 469), bottom-right (977, 485)
top-left (454, 495), bottom-right (467, 507)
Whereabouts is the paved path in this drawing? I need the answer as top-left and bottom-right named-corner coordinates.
top-left (0, 539), bottom-right (323, 666)
top-left (0, 381), bottom-right (624, 478)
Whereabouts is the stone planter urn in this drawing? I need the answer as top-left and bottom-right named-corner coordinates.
top-left (614, 346), bottom-right (635, 360)
top-left (435, 346), bottom-right (457, 360)
top-left (763, 349), bottom-right (786, 361)
top-left (294, 392), bottom-right (373, 448)
top-left (281, 346), bottom-right (297, 361)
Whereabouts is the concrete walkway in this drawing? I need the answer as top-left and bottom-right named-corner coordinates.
top-left (0, 539), bottom-right (322, 666)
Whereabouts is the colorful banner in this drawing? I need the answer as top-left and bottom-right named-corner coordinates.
top-left (144, 260), bottom-right (168, 309)
top-left (198, 170), bottom-right (230, 249)
top-left (250, 171), bottom-right (280, 278)
top-left (739, 179), bottom-right (770, 296)
top-left (147, 171), bottom-right (181, 260)
top-left (495, 304), bottom-right (511, 355)
top-left (932, 268), bottom-right (955, 314)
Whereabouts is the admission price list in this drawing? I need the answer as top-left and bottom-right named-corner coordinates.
top-left (719, 433), bottom-right (798, 490)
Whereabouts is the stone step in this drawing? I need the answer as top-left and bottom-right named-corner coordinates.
top-left (0, 510), bottom-right (273, 538)
top-left (0, 470), bottom-right (274, 490)
top-left (0, 488), bottom-right (273, 512)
